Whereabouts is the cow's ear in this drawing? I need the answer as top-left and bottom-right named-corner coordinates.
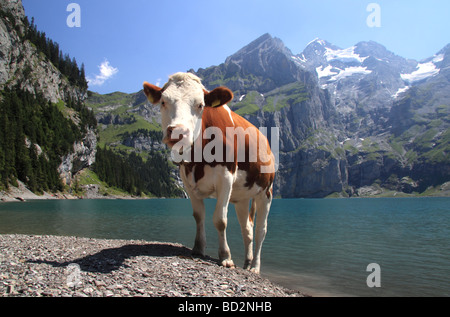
top-left (143, 82), bottom-right (162, 104)
top-left (204, 87), bottom-right (234, 108)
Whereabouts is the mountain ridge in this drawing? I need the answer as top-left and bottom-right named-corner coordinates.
top-left (90, 33), bottom-right (450, 198)
top-left (3, 0), bottom-right (447, 199)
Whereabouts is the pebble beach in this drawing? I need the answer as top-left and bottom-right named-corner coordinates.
top-left (0, 234), bottom-right (305, 297)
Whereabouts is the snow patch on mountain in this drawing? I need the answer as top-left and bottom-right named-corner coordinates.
top-left (330, 66), bottom-right (372, 81)
top-left (307, 38), bottom-right (326, 47)
top-left (325, 46), bottom-right (368, 64)
top-left (393, 86), bottom-right (410, 99)
top-left (401, 61), bottom-right (440, 83)
top-left (316, 65), bottom-right (372, 82)
top-left (432, 54), bottom-right (444, 63)
top-left (316, 65), bottom-right (338, 79)
top-left (291, 55), bottom-right (307, 66)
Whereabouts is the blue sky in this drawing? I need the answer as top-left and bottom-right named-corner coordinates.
top-left (22, 0), bottom-right (450, 94)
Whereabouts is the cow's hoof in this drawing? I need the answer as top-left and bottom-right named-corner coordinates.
top-left (250, 267), bottom-right (260, 274)
top-left (192, 249), bottom-right (205, 258)
top-left (243, 260), bottom-right (252, 270)
top-left (220, 259), bottom-right (235, 268)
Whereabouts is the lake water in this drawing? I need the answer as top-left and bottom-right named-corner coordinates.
top-left (0, 197), bottom-right (449, 297)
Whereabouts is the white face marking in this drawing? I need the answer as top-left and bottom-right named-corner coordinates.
top-left (159, 73), bottom-right (205, 147)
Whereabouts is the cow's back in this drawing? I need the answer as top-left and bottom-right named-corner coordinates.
top-left (202, 106), bottom-right (275, 198)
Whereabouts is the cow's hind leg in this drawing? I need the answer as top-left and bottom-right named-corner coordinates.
top-left (234, 199), bottom-right (254, 270)
top-left (251, 191), bottom-right (272, 274)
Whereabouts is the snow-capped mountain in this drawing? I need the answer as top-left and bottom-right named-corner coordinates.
top-left (293, 39), bottom-right (446, 115)
top-left (88, 33), bottom-right (449, 198)
top-left (195, 34), bottom-right (450, 197)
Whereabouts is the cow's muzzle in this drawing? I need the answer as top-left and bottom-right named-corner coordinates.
top-left (164, 124), bottom-right (190, 148)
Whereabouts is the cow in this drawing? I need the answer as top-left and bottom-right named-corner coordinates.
top-left (143, 72), bottom-right (275, 273)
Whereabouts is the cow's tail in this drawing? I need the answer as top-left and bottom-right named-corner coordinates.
top-left (249, 199), bottom-right (257, 224)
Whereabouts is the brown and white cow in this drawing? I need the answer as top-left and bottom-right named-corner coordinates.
top-left (143, 72), bottom-right (275, 273)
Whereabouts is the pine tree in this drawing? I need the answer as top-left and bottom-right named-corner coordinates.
top-left (0, 96), bottom-right (6, 188)
top-left (27, 144), bottom-right (38, 193)
top-left (80, 63), bottom-right (87, 89)
top-left (0, 86), bottom-right (93, 192)
top-left (69, 57), bottom-right (78, 85)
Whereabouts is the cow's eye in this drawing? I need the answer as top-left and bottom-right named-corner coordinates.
top-left (161, 101), bottom-right (166, 107)
top-left (198, 104), bottom-right (204, 109)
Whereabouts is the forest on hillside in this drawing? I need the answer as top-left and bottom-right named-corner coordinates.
top-left (0, 88), bottom-right (95, 192)
top-left (1, 6), bottom-right (186, 198)
top-left (93, 147), bottom-right (184, 198)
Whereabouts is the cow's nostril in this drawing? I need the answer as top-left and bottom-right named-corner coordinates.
top-left (167, 126), bottom-right (175, 138)
top-left (166, 125), bottom-right (189, 142)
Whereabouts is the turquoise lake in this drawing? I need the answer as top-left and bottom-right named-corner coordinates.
top-left (0, 197), bottom-right (449, 296)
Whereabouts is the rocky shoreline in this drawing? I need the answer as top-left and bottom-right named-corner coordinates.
top-left (2, 179), bottom-right (449, 203)
top-left (0, 180), bottom-right (138, 202)
top-left (0, 234), bottom-right (306, 297)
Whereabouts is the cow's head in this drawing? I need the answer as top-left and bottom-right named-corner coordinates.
top-left (143, 72), bottom-right (233, 149)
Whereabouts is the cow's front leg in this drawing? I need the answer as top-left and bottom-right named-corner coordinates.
top-left (191, 197), bottom-right (206, 257)
top-left (213, 170), bottom-right (235, 268)
top-left (180, 165), bottom-right (207, 257)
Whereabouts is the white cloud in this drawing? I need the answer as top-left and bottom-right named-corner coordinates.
top-left (155, 78), bottom-right (162, 87)
top-left (87, 59), bottom-right (119, 86)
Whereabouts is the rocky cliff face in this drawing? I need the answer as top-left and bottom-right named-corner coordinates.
top-left (195, 34), bottom-right (450, 197)
top-left (196, 34), bottom-right (338, 148)
top-left (0, 0), bottom-right (97, 189)
top-left (58, 129), bottom-right (97, 186)
top-left (88, 33), bottom-right (449, 198)
top-left (0, 0), bottom-right (84, 103)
